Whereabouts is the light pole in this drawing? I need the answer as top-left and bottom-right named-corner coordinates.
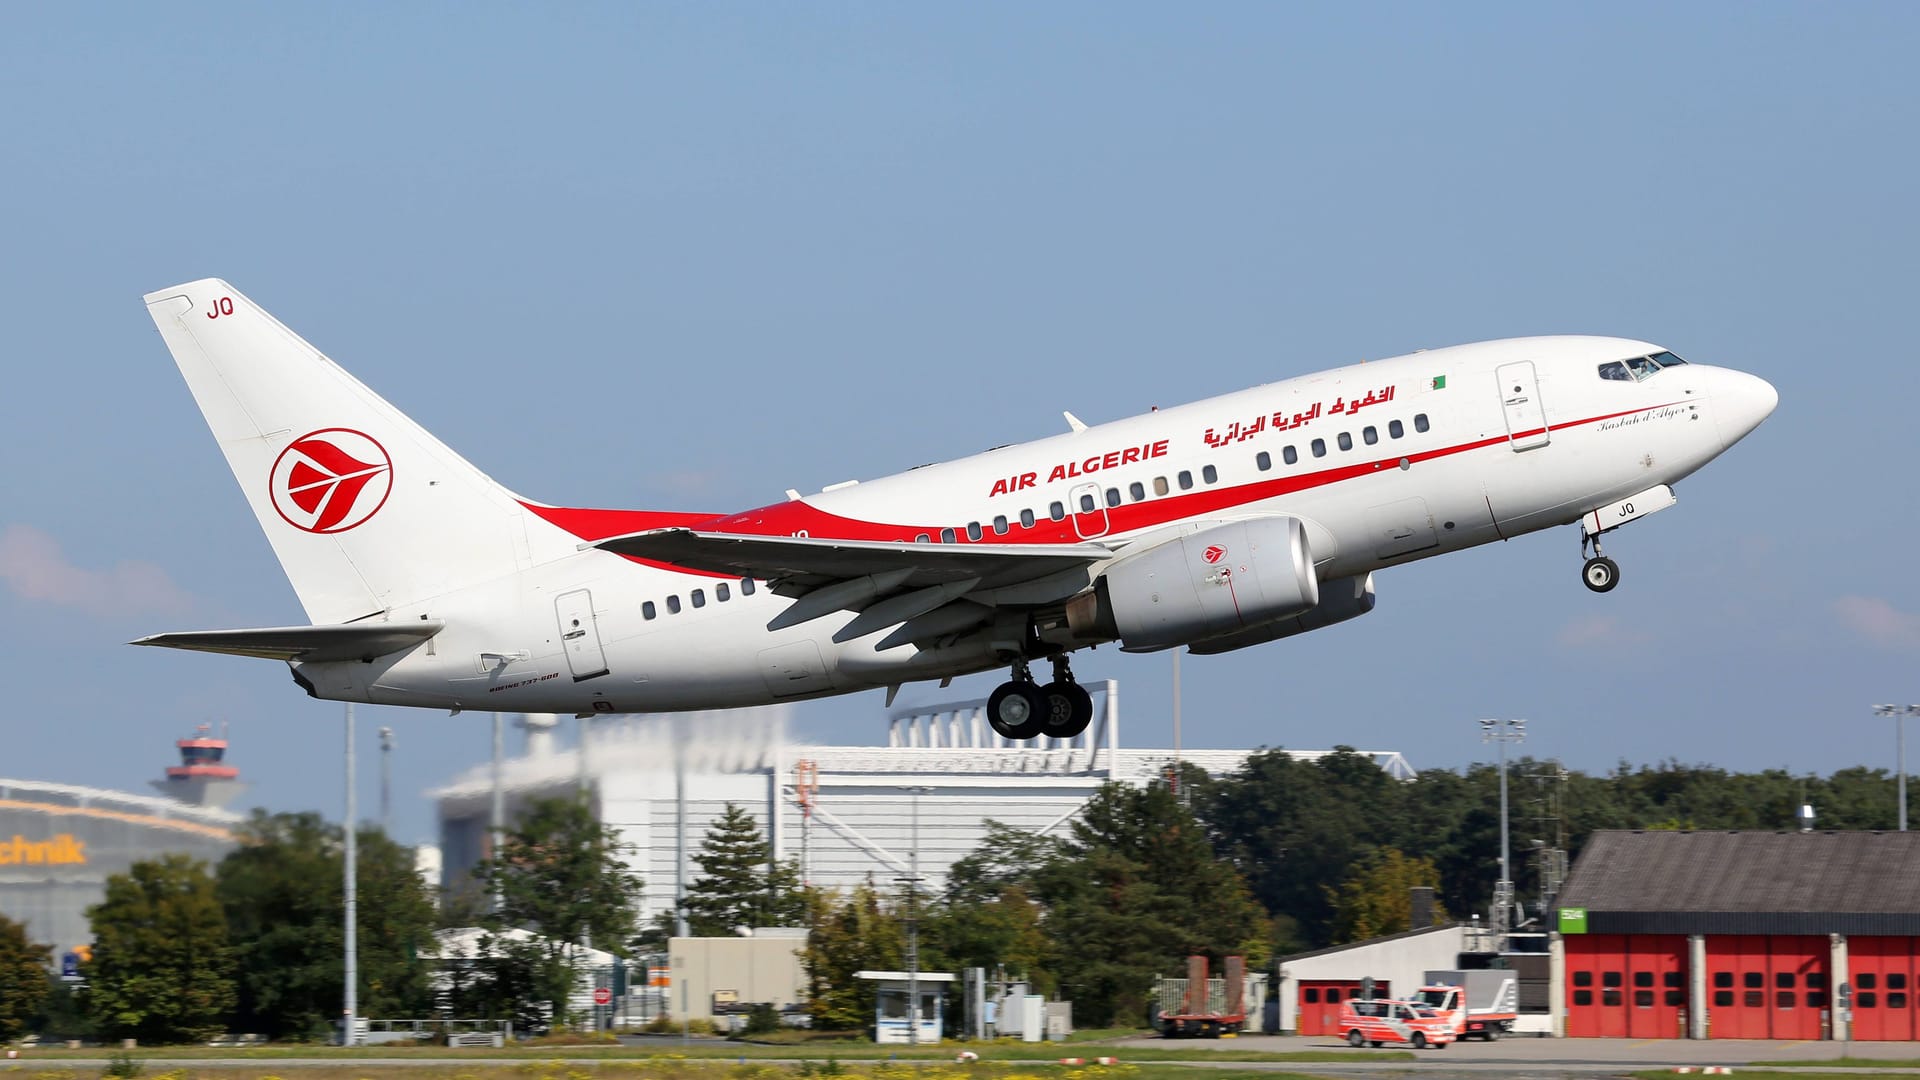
top-left (897, 785), bottom-right (932, 1045)
top-left (1872, 705), bottom-right (1917, 832)
top-left (1479, 718), bottom-right (1526, 939)
top-left (343, 703), bottom-right (359, 1047)
top-left (378, 726), bottom-right (395, 836)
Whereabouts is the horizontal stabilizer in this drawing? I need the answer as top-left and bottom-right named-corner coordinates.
top-left (598, 529), bottom-right (1111, 590)
top-left (131, 622), bottom-right (444, 663)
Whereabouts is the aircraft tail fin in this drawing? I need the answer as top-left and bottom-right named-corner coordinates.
top-left (143, 279), bottom-right (570, 624)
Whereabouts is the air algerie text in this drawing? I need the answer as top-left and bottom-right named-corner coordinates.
top-left (987, 440), bottom-right (1170, 497)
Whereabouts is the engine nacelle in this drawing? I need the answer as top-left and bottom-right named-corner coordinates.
top-left (1069, 516), bottom-right (1319, 653)
top-left (1186, 572), bottom-right (1375, 655)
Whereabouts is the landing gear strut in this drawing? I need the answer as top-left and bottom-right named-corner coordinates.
top-left (987, 655), bottom-right (1094, 742)
top-left (1580, 532), bottom-right (1620, 593)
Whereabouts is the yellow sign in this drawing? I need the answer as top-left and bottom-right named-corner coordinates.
top-left (0, 834), bottom-right (87, 865)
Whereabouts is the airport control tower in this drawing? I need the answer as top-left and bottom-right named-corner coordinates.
top-left (150, 724), bottom-right (247, 809)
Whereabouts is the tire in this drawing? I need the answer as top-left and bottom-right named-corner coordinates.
top-left (1039, 680), bottom-right (1095, 738)
top-left (1347, 1029), bottom-right (1365, 1048)
top-left (987, 681), bottom-right (1047, 740)
top-left (1369, 1041), bottom-right (1382, 1048)
top-left (1410, 1032), bottom-right (1427, 1050)
top-left (1485, 1026), bottom-right (1501, 1041)
top-left (1582, 555), bottom-right (1620, 593)
top-left (1434, 1040), bottom-right (1448, 1050)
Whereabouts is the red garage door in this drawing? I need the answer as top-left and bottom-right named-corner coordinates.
top-left (1850, 937), bottom-right (1918, 1041)
top-left (1566, 934), bottom-right (1687, 1038)
top-left (1706, 935), bottom-right (1827, 1039)
top-left (1296, 981), bottom-right (1389, 1035)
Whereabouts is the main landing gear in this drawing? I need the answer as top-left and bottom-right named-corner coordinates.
top-left (1580, 532), bottom-right (1620, 593)
top-left (987, 655), bottom-right (1095, 742)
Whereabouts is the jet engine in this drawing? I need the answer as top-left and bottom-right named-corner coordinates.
top-left (1066, 516), bottom-right (1319, 652)
top-left (1186, 572), bottom-right (1375, 655)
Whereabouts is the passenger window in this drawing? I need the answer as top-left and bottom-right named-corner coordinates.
top-left (1283, 445), bottom-right (1298, 465)
top-left (716, 582), bottom-right (730, 602)
top-left (691, 588), bottom-right (705, 609)
top-left (1414, 413), bottom-right (1430, 433)
top-left (1105, 487), bottom-right (1121, 508)
top-left (966, 521), bottom-right (983, 541)
top-left (1020, 508), bottom-right (1036, 529)
top-left (941, 527), bottom-right (956, 543)
top-left (1202, 464), bottom-right (1217, 484)
top-left (1153, 476), bottom-right (1169, 496)
top-left (643, 601), bottom-right (657, 620)
top-left (741, 578), bottom-right (756, 596)
top-left (1363, 426), bottom-right (1378, 445)
top-left (1178, 470), bottom-right (1193, 490)
top-left (993, 515), bottom-right (1009, 535)
top-left (1389, 419), bottom-right (1404, 439)
top-left (1311, 438), bottom-right (1327, 458)
top-left (1079, 493), bottom-right (1096, 512)
top-left (666, 595), bottom-right (681, 615)
top-left (1337, 432), bottom-right (1353, 452)
top-left (1598, 360), bottom-right (1632, 382)
top-left (915, 533), bottom-right (930, 543)
top-left (1256, 451), bottom-right (1271, 471)
top-left (1049, 501), bottom-right (1066, 521)
top-left (1128, 481), bottom-right (1145, 502)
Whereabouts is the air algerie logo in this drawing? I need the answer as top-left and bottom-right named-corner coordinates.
top-left (269, 429), bottom-right (393, 534)
top-left (1202, 545), bottom-right (1227, 564)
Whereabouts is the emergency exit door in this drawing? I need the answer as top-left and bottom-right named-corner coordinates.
top-left (555, 589), bottom-right (610, 681)
top-left (1496, 361), bottom-right (1551, 451)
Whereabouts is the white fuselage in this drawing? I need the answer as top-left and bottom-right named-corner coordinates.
top-left (292, 336), bottom-right (1774, 714)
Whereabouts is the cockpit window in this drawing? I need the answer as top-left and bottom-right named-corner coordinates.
top-left (1603, 351), bottom-right (1688, 383)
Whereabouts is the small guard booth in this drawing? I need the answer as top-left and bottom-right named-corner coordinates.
top-left (855, 970), bottom-right (955, 1043)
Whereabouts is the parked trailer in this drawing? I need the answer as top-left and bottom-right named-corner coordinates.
top-left (1154, 956), bottom-right (1267, 1037)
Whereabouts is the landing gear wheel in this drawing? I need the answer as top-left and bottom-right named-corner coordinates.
top-left (1039, 680), bottom-right (1095, 738)
top-left (1346, 1029), bottom-right (1365, 1048)
top-left (1410, 1032), bottom-right (1427, 1050)
top-left (1582, 555), bottom-right (1620, 593)
top-left (987, 680), bottom-right (1047, 740)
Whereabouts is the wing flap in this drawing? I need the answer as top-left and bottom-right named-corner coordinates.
top-left (596, 529), bottom-right (1112, 590)
top-left (131, 621), bottom-right (445, 662)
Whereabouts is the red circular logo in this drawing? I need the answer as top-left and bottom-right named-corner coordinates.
top-left (1202, 544), bottom-right (1227, 564)
top-left (268, 429), bottom-right (393, 534)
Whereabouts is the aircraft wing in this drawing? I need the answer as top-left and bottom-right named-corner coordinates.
top-left (597, 529), bottom-right (1112, 590)
top-left (131, 621), bottom-right (445, 662)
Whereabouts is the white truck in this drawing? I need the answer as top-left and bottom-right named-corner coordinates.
top-left (1414, 969), bottom-right (1519, 1041)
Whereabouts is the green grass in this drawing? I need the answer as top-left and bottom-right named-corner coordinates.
top-left (1747, 1061), bottom-right (1920, 1071)
top-left (1636, 1073), bottom-right (1920, 1080)
top-left (4, 1042), bottom-right (1409, 1064)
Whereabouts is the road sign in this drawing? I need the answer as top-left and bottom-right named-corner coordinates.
top-left (593, 987), bottom-right (612, 1006)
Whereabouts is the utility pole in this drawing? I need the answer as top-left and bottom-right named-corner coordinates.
top-left (898, 786), bottom-right (931, 1045)
top-left (378, 726), bottom-right (395, 836)
top-left (1479, 718), bottom-right (1526, 941)
top-left (1872, 705), bottom-right (1916, 831)
top-left (343, 703), bottom-right (359, 1047)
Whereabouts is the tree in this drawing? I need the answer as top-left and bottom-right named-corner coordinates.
top-left (216, 811), bottom-right (438, 1039)
top-left (85, 854), bottom-right (236, 1043)
top-left (475, 794), bottom-right (641, 1025)
top-left (0, 913), bottom-right (50, 1041)
top-left (801, 883), bottom-right (902, 1030)
top-left (683, 804), bottom-right (807, 936)
top-left (1325, 848), bottom-right (1450, 944)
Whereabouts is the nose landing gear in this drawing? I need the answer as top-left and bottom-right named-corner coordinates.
top-left (1580, 533), bottom-right (1620, 593)
top-left (987, 655), bottom-right (1095, 741)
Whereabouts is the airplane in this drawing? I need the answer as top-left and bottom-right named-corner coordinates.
top-left (134, 279), bottom-right (1777, 741)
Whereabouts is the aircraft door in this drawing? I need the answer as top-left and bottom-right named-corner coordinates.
top-left (1069, 482), bottom-right (1110, 539)
top-left (555, 589), bottom-right (610, 681)
top-left (1496, 361), bottom-right (1551, 451)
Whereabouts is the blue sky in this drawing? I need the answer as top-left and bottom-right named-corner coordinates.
top-left (2, 4), bottom-right (1916, 845)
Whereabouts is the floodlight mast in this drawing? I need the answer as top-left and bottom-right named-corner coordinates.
top-left (1480, 718), bottom-right (1526, 939)
top-left (1871, 705), bottom-right (1916, 832)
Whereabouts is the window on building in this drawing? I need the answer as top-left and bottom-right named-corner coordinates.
top-left (1202, 464), bottom-right (1218, 484)
top-left (993, 515), bottom-right (1009, 535)
top-left (1572, 971), bottom-right (1593, 987)
top-left (1256, 451), bottom-right (1271, 471)
top-left (967, 521), bottom-right (983, 541)
top-left (643, 601), bottom-right (657, 620)
top-left (666, 595), bottom-right (681, 614)
top-left (1129, 481), bottom-right (1145, 502)
top-left (1153, 476), bottom-right (1169, 496)
top-left (741, 578), bottom-right (756, 596)
top-left (1602, 989), bottom-right (1622, 1007)
top-left (1020, 508), bottom-right (1036, 529)
top-left (1635, 990), bottom-right (1654, 1008)
top-left (691, 588), bottom-right (705, 608)
top-left (1389, 418), bottom-right (1405, 439)
top-left (1888, 973), bottom-right (1908, 989)
top-left (716, 582), bottom-right (730, 602)
top-left (1573, 989), bottom-right (1593, 1006)
top-left (1776, 992), bottom-right (1796, 1009)
top-left (1284, 445), bottom-right (1298, 465)
top-left (1809, 991), bottom-right (1830, 1008)
top-left (1634, 972), bottom-right (1654, 987)
top-left (1178, 470), bottom-right (1194, 490)
top-left (1776, 972), bottom-right (1796, 988)
top-left (1312, 438), bottom-right (1327, 457)
top-left (1858, 992), bottom-right (1879, 1008)
top-left (1414, 412), bottom-right (1430, 433)
top-left (1714, 972), bottom-right (1734, 988)
top-left (1744, 991), bottom-right (1764, 1008)
top-left (1889, 992), bottom-right (1910, 1009)
top-left (1603, 972), bottom-right (1623, 988)
top-left (1859, 973), bottom-right (1878, 989)
top-left (1665, 990), bottom-right (1685, 1007)
top-left (1105, 487), bottom-right (1121, 508)
top-left (1745, 972), bottom-right (1765, 989)
top-left (1304, 988), bottom-right (1320, 1003)
top-left (1338, 432), bottom-right (1353, 451)
top-left (1714, 990), bottom-right (1734, 1007)
top-left (1665, 972), bottom-right (1685, 987)
top-left (1050, 501), bottom-right (1066, 521)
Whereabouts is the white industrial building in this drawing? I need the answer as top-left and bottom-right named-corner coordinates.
top-left (431, 682), bottom-right (1415, 923)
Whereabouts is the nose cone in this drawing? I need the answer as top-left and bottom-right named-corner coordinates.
top-left (1715, 369), bottom-right (1778, 449)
